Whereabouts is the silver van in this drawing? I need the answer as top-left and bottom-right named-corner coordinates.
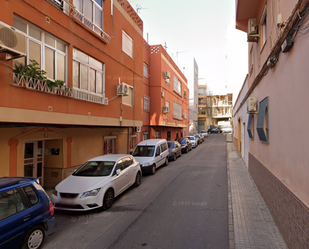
top-left (132, 139), bottom-right (169, 175)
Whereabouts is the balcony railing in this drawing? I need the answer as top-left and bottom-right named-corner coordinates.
top-left (13, 73), bottom-right (72, 97)
top-left (47, 0), bottom-right (111, 43)
top-left (72, 89), bottom-right (108, 105)
top-left (12, 73), bottom-right (108, 105)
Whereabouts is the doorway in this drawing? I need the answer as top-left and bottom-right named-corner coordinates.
top-left (24, 141), bottom-right (44, 184)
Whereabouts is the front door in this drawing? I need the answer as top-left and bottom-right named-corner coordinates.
top-left (24, 141), bottom-right (44, 184)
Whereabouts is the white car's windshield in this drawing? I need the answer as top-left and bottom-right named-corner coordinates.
top-left (73, 161), bottom-right (115, 177)
top-left (133, 146), bottom-right (155, 157)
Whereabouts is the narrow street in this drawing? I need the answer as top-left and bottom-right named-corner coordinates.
top-left (44, 134), bottom-right (228, 249)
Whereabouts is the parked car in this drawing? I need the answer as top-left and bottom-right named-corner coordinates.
top-left (208, 128), bottom-right (222, 133)
top-left (167, 140), bottom-right (182, 161)
top-left (51, 154), bottom-right (142, 211)
top-left (132, 139), bottom-right (169, 175)
top-left (197, 133), bottom-right (205, 142)
top-left (177, 137), bottom-right (192, 153)
top-left (186, 136), bottom-right (198, 148)
top-left (201, 131), bottom-right (209, 138)
top-left (0, 177), bottom-right (55, 249)
top-left (221, 127), bottom-right (232, 133)
top-left (194, 134), bottom-right (202, 144)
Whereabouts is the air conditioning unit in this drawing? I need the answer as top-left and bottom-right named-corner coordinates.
top-left (117, 82), bottom-right (129, 96)
top-left (161, 91), bottom-right (165, 98)
top-left (0, 21), bottom-right (26, 59)
top-left (103, 97), bottom-right (108, 105)
top-left (247, 97), bottom-right (259, 113)
top-left (135, 126), bottom-right (141, 133)
top-left (163, 106), bottom-right (169, 114)
top-left (247, 18), bottom-right (259, 43)
top-left (164, 70), bottom-right (170, 79)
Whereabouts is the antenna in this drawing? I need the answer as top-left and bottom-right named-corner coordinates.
top-left (136, 4), bottom-right (147, 14)
top-left (163, 42), bottom-right (168, 51)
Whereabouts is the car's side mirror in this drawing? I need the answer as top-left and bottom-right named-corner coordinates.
top-left (116, 169), bottom-right (121, 175)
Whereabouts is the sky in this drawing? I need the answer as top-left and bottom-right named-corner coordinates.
top-left (127, 0), bottom-right (248, 103)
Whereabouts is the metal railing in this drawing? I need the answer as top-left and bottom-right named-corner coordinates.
top-left (72, 88), bottom-right (108, 105)
top-left (13, 73), bottom-right (72, 97)
top-left (47, 0), bottom-right (111, 43)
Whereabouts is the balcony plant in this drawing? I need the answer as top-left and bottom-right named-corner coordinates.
top-left (13, 60), bottom-right (70, 95)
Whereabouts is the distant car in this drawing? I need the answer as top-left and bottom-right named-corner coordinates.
top-left (194, 134), bottom-right (202, 144)
top-left (208, 128), bottom-right (222, 134)
top-left (197, 133), bottom-right (205, 142)
top-left (0, 177), bottom-right (55, 249)
top-left (51, 154), bottom-right (142, 211)
top-left (133, 139), bottom-right (169, 175)
top-left (221, 127), bottom-right (232, 133)
top-left (186, 136), bottom-right (198, 148)
top-left (201, 131), bottom-right (209, 138)
top-left (178, 137), bottom-right (192, 153)
top-left (167, 141), bottom-right (182, 161)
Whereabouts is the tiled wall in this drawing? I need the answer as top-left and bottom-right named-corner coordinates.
top-left (249, 153), bottom-right (309, 249)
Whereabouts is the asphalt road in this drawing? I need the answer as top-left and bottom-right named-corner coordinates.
top-left (44, 134), bottom-right (228, 249)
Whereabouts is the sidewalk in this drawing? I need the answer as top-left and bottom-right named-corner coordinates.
top-left (226, 134), bottom-right (288, 249)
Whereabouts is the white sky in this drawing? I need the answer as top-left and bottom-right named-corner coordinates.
top-left (128, 0), bottom-right (248, 103)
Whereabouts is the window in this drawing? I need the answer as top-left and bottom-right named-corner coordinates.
top-left (0, 189), bottom-right (26, 221)
top-left (167, 131), bottom-right (171, 141)
top-left (155, 147), bottom-right (161, 156)
top-left (104, 136), bottom-right (117, 154)
top-left (143, 63), bottom-right (149, 78)
top-left (73, 0), bottom-right (103, 30)
top-left (173, 101), bottom-right (182, 120)
top-left (247, 114), bottom-right (254, 139)
top-left (154, 132), bottom-right (160, 139)
top-left (260, 5), bottom-right (267, 46)
top-left (122, 86), bottom-right (134, 106)
top-left (160, 143), bottom-right (167, 153)
top-left (13, 17), bottom-right (67, 83)
top-left (73, 48), bottom-right (105, 95)
top-left (23, 185), bottom-right (39, 206)
top-left (144, 96), bottom-right (150, 111)
top-left (143, 132), bottom-right (149, 141)
top-left (165, 101), bottom-right (170, 114)
top-left (173, 75), bottom-right (181, 95)
top-left (122, 31), bottom-right (133, 58)
top-left (257, 97), bottom-right (269, 143)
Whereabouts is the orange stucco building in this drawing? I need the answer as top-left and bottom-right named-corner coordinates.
top-left (142, 44), bottom-right (189, 142)
top-left (0, 0), bottom-right (144, 187)
top-left (0, 0), bottom-right (188, 188)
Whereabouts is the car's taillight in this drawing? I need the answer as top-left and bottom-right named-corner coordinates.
top-left (49, 201), bottom-right (54, 215)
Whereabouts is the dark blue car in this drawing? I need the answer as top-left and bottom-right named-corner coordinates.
top-left (0, 177), bottom-right (55, 249)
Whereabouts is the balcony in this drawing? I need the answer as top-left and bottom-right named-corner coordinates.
top-left (198, 110), bottom-right (207, 119)
top-left (13, 73), bottom-right (72, 97)
top-left (13, 73), bottom-right (108, 105)
top-left (47, 0), bottom-right (111, 44)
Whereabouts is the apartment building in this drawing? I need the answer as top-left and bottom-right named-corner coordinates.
top-left (0, 0), bottom-right (144, 187)
top-left (234, 0), bottom-right (309, 247)
top-left (142, 44), bottom-right (189, 141)
top-left (198, 85), bottom-right (232, 131)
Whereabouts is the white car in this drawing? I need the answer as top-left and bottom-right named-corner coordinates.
top-left (186, 136), bottom-right (198, 148)
top-left (132, 139), bottom-right (169, 175)
top-left (51, 154), bottom-right (142, 211)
